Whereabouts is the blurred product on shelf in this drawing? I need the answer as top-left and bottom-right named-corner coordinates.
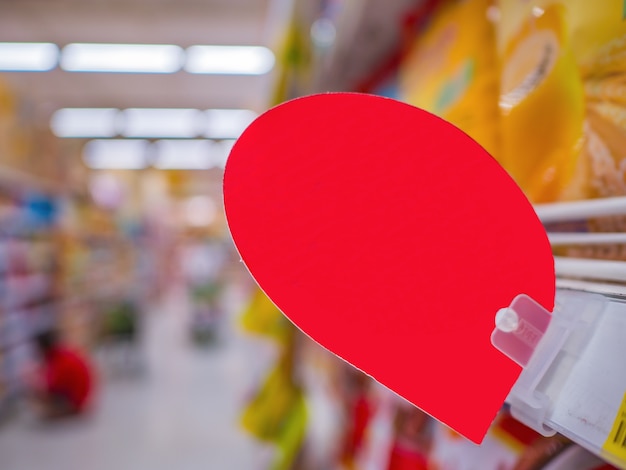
top-left (0, 77), bottom-right (167, 420)
top-left (384, 404), bottom-right (431, 470)
top-left (399, 0), bottom-right (501, 158)
top-left (338, 366), bottom-right (376, 469)
top-left (426, 408), bottom-right (539, 469)
top-left (497, 1), bottom-right (584, 203)
top-left (238, 290), bottom-right (307, 470)
top-left (0, 178), bottom-right (61, 421)
top-left (496, 0), bottom-right (626, 265)
top-left (395, 0), bottom-right (626, 206)
top-left (256, 1), bottom-right (626, 468)
top-left (497, 0), bottom-right (626, 203)
top-left (239, 287), bottom-right (295, 346)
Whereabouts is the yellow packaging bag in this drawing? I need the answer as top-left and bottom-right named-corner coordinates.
top-left (239, 288), bottom-right (292, 345)
top-left (269, 392), bottom-right (307, 470)
top-left (497, 0), bottom-right (626, 202)
top-left (497, 2), bottom-right (585, 202)
top-left (399, 0), bottom-right (500, 158)
top-left (573, 0), bottom-right (626, 199)
top-left (240, 357), bottom-right (302, 442)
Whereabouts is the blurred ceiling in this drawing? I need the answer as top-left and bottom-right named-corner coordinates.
top-left (0, 0), bottom-right (422, 122)
top-left (0, 0), bottom-right (282, 119)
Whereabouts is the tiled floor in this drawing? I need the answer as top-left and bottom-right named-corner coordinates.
top-left (0, 285), bottom-right (275, 470)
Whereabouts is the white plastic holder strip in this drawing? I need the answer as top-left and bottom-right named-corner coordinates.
top-left (492, 290), bottom-right (626, 467)
top-left (549, 232), bottom-right (626, 245)
top-left (535, 196), bottom-right (626, 223)
top-left (555, 277), bottom-right (626, 298)
top-left (492, 294), bottom-right (567, 435)
top-left (555, 256), bottom-right (626, 283)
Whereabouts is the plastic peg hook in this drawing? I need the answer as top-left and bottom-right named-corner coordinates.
top-left (491, 295), bottom-right (552, 367)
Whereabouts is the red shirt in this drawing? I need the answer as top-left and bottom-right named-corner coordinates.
top-left (43, 347), bottom-right (94, 411)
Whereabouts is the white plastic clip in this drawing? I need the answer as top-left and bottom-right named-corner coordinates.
top-left (491, 292), bottom-right (606, 436)
top-left (492, 295), bottom-right (552, 368)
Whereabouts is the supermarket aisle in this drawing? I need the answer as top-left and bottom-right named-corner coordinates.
top-left (0, 284), bottom-right (269, 470)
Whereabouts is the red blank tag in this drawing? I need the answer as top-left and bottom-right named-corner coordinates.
top-left (224, 93), bottom-right (555, 443)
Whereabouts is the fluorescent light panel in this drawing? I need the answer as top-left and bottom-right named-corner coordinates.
top-left (51, 108), bottom-right (119, 138)
top-left (185, 45), bottom-right (275, 75)
top-left (123, 108), bottom-right (203, 138)
top-left (83, 139), bottom-right (148, 169)
top-left (204, 109), bottom-right (257, 139)
top-left (0, 42), bottom-right (272, 75)
top-left (0, 43), bottom-right (58, 71)
top-left (153, 140), bottom-right (216, 170)
top-left (49, 107), bottom-right (256, 138)
top-left (61, 43), bottom-right (183, 73)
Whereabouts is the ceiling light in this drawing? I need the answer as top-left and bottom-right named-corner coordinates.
top-left (204, 109), bottom-right (257, 139)
top-left (122, 108), bottom-right (203, 138)
top-left (185, 45), bottom-right (275, 75)
top-left (50, 108), bottom-right (120, 138)
top-left (153, 140), bottom-right (216, 170)
top-left (0, 43), bottom-right (58, 71)
top-left (61, 43), bottom-right (184, 73)
top-left (83, 139), bottom-right (149, 170)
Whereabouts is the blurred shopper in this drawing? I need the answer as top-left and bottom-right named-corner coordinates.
top-left (29, 329), bottom-right (95, 419)
top-left (100, 298), bottom-right (143, 372)
top-left (181, 239), bottom-right (227, 345)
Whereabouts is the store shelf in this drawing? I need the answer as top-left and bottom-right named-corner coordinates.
top-left (0, 165), bottom-right (64, 196)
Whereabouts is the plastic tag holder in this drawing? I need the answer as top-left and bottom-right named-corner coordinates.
top-left (491, 291), bottom-right (606, 436)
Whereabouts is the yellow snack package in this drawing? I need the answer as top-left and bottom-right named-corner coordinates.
top-left (574, 0), bottom-right (626, 199)
top-left (399, 0), bottom-right (501, 158)
top-left (498, 0), bottom-right (626, 202)
top-left (497, 2), bottom-right (585, 202)
top-left (240, 357), bottom-right (302, 442)
top-left (239, 288), bottom-right (293, 345)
